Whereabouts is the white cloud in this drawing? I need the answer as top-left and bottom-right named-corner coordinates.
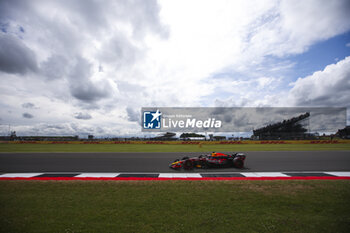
top-left (245, 0), bottom-right (350, 57)
top-left (288, 56), bottom-right (350, 107)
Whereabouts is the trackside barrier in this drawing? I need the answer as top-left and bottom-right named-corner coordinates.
top-left (220, 141), bottom-right (242, 144)
top-left (260, 141), bottom-right (286, 144)
top-left (114, 141), bottom-right (131, 144)
top-left (310, 140), bottom-right (339, 144)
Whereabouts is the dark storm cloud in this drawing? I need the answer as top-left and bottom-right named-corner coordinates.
top-left (68, 57), bottom-right (112, 102)
top-left (22, 113), bottom-right (33, 119)
top-left (0, 0), bottom-right (31, 21)
top-left (70, 80), bottom-right (111, 102)
top-left (22, 102), bottom-right (36, 109)
top-left (126, 107), bottom-right (139, 122)
top-left (41, 55), bottom-right (68, 80)
top-left (98, 34), bottom-right (140, 67)
top-left (0, 34), bottom-right (38, 74)
top-left (0, 0), bottom-right (168, 136)
top-left (0, 0), bottom-right (168, 75)
top-left (74, 112), bottom-right (92, 120)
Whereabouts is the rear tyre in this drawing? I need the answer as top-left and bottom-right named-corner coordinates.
top-left (201, 161), bottom-right (209, 169)
top-left (183, 159), bottom-right (194, 170)
top-left (182, 156), bottom-right (189, 160)
top-left (234, 160), bottom-right (244, 169)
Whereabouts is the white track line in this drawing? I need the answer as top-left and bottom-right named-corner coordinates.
top-left (1, 172), bottom-right (350, 178)
top-left (324, 172), bottom-right (350, 177)
top-left (0, 173), bottom-right (43, 178)
top-left (241, 172), bottom-right (289, 177)
top-left (158, 173), bottom-right (202, 178)
top-left (75, 173), bottom-right (120, 178)
top-left (241, 172), bottom-right (262, 177)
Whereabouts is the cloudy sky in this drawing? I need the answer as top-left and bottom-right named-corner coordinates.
top-left (0, 0), bottom-right (349, 137)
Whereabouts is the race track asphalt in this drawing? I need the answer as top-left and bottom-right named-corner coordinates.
top-left (0, 151), bottom-right (349, 173)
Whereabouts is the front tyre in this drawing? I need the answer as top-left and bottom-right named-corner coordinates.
top-left (183, 159), bottom-right (194, 170)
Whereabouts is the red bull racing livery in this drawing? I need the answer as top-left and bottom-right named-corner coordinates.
top-left (170, 152), bottom-right (246, 170)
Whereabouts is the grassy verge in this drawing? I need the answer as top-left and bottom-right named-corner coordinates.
top-left (0, 180), bottom-right (349, 233)
top-left (1, 143), bottom-right (350, 152)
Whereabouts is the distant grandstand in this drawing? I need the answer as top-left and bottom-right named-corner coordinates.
top-left (179, 133), bottom-right (205, 140)
top-left (253, 113), bottom-right (311, 140)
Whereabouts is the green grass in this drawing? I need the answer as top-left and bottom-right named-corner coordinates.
top-left (0, 143), bottom-right (350, 152)
top-left (0, 180), bottom-right (349, 233)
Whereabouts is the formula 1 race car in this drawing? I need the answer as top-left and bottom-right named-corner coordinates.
top-left (169, 152), bottom-right (246, 170)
